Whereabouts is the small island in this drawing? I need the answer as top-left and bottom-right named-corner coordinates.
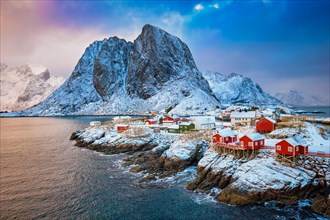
top-left (70, 110), bottom-right (330, 217)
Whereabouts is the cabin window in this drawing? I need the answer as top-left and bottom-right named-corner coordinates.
top-left (220, 138), bottom-right (223, 142)
top-left (225, 138), bottom-right (228, 141)
top-left (248, 142), bottom-right (253, 146)
top-left (296, 146), bottom-right (299, 151)
top-left (240, 141), bottom-right (244, 146)
top-left (213, 138), bottom-right (216, 142)
top-left (288, 147), bottom-right (292, 152)
top-left (255, 142), bottom-right (258, 146)
top-left (261, 140), bottom-right (264, 145)
top-left (276, 145), bottom-right (281, 150)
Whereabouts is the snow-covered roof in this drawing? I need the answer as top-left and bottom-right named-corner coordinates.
top-left (284, 138), bottom-right (300, 147)
top-left (246, 133), bottom-right (264, 141)
top-left (116, 124), bottom-right (129, 127)
top-left (145, 119), bottom-right (157, 122)
top-left (230, 111), bottom-right (256, 118)
top-left (282, 137), bottom-right (306, 147)
top-left (191, 116), bottom-right (215, 124)
top-left (218, 129), bottom-right (237, 137)
top-left (179, 122), bottom-right (193, 126)
top-left (264, 117), bottom-right (276, 124)
top-left (168, 124), bottom-right (179, 129)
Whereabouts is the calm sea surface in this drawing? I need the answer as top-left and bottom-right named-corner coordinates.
top-left (294, 106), bottom-right (330, 117)
top-left (0, 117), bottom-right (325, 219)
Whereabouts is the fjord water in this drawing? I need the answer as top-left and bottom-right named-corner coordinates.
top-left (0, 117), bottom-right (323, 219)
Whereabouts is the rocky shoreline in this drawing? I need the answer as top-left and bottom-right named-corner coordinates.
top-left (70, 125), bottom-right (330, 217)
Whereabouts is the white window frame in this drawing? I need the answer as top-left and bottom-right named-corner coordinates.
top-left (248, 142), bottom-right (253, 146)
top-left (276, 145), bottom-right (281, 150)
top-left (288, 147), bottom-right (292, 152)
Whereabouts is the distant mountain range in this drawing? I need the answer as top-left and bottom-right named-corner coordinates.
top-left (203, 71), bottom-right (281, 106)
top-left (274, 90), bottom-right (328, 106)
top-left (2, 25), bottom-right (286, 116)
top-left (0, 63), bottom-right (64, 112)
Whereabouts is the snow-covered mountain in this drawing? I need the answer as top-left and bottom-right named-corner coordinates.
top-left (274, 90), bottom-right (328, 106)
top-left (0, 63), bottom-right (64, 112)
top-left (203, 71), bottom-right (281, 106)
top-left (23, 24), bottom-right (220, 116)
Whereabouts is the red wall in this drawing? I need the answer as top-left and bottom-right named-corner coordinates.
top-left (145, 120), bottom-right (157, 125)
top-left (256, 118), bottom-right (275, 133)
top-left (239, 136), bottom-right (264, 150)
top-left (212, 134), bottom-right (237, 144)
top-left (298, 145), bottom-right (308, 155)
top-left (276, 140), bottom-right (299, 156)
top-left (117, 126), bottom-right (129, 132)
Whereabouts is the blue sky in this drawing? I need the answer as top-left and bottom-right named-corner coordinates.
top-left (1, 0), bottom-right (329, 101)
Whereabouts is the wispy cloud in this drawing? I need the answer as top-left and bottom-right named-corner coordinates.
top-left (194, 4), bottom-right (204, 11)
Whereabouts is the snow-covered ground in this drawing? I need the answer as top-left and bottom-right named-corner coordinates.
top-left (303, 123), bottom-right (330, 154)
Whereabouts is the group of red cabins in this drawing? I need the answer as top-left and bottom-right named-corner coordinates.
top-left (212, 131), bottom-right (265, 150)
top-left (212, 129), bottom-right (308, 156)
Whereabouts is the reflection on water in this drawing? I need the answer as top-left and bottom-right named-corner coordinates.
top-left (0, 117), bottom-right (325, 219)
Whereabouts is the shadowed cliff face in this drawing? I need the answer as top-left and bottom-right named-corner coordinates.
top-left (23, 24), bottom-right (220, 116)
top-left (93, 37), bottom-right (132, 100)
top-left (126, 24), bottom-right (210, 100)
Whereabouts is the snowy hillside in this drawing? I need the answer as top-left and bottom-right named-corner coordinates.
top-left (203, 71), bottom-right (281, 106)
top-left (274, 90), bottom-right (328, 106)
top-left (0, 63), bottom-right (64, 112)
top-left (23, 24), bottom-right (220, 116)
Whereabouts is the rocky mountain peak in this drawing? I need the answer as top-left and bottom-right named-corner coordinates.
top-left (20, 24), bottom-right (220, 116)
top-left (1, 64), bottom-right (64, 112)
top-left (203, 71), bottom-right (281, 106)
top-left (126, 24), bottom-right (206, 100)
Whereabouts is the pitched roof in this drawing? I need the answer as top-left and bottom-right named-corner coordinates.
top-left (245, 133), bottom-right (264, 141)
top-left (168, 124), bottom-right (179, 129)
top-left (218, 129), bottom-right (237, 137)
top-left (282, 137), bottom-right (306, 147)
top-left (283, 138), bottom-right (300, 147)
top-left (145, 119), bottom-right (157, 122)
top-left (264, 117), bottom-right (276, 124)
top-left (230, 111), bottom-right (256, 118)
top-left (191, 116), bottom-right (215, 124)
top-left (179, 122), bottom-right (193, 126)
top-left (116, 124), bottom-right (129, 127)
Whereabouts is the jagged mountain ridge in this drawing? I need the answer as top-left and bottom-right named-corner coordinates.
top-left (274, 90), bottom-right (328, 106)
top-left (24, 24), bottom-right (220, 116)
top-left (0, 63), bottom-right (64, 112)
top-left (203, 71), bottom-right (281, 106)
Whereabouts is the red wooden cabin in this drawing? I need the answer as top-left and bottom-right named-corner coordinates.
top-left (116, 124), bottom-right (129, 132)
top-left (256, 117), bottom-right (276, 133)
top-left (145, 119), bottom-right (157, 125)
top-left (239, 133), bottom-right (265, 150)
top-left (212, 129), bottom-right (238, 144)
top-left (163, 116), bottom-right (180, 125)
top-left (276, 138), bottom-right (308, 156)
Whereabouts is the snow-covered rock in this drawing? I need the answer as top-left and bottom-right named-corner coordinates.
top-left (163, 139), bottom-right (199, 161)
top-left (187, 149), bottom-right (328, 205)
top-left (22, 24), bottom-right (220, 116)
top-left (0, 63), bottom-right (64, 112)
top-left (203, 71), bottom-right (281, 107)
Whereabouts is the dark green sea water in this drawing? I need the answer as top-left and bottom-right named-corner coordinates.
top-left (0, 117), bottom-right (325, 219)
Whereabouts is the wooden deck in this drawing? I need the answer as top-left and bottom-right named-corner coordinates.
top-left (212, 143), bottom-right (330, 158)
